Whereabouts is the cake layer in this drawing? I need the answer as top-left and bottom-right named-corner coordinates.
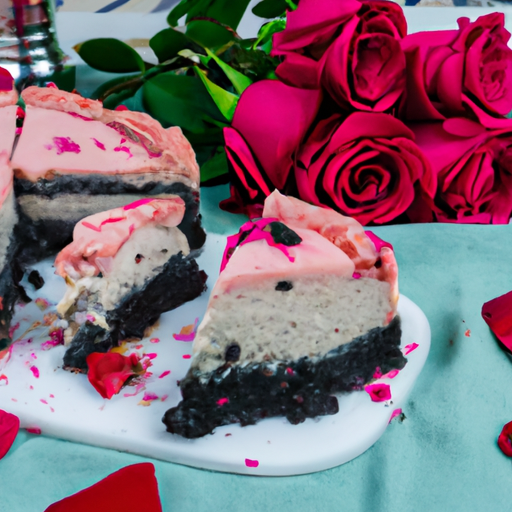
top-left (192, 274), bottom-right (393, 374)
top-left (163, 317), bottom-right (404, 439)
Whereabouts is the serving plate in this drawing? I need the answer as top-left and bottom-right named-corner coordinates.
top-left (0, 234), bottom-right (430, 476)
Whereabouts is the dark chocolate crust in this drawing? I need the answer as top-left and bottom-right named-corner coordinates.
top-left (0, 262), bottom-right (19, 351)
top-left (13, 178), bottom-right (206, 264)
top-left (63, 252), bottom-right (208, 371)
top-left (163, 317), bottom-right (405, 438)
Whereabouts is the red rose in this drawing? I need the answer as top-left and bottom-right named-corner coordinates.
top-left (294, 112), bottom-right (436, 225)
top-left (272, 0), bottom-right (407, 112)
top-left (86, 352), bottom-right (144, 399)
top-left (402, 13), bottom-right (512, 126)
top-left (411, 117), bottom-right (512, 224)
top-left (498, 421), bottom-right (512, 457)
top-left (221, 80), bottom-right (321, 215)
top-left (0, 409), bottom-right (19, 460)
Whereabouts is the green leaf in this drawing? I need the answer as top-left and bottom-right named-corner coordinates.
top-left (90, 74), bottom-right (140, 100)
top-left (194, 67), bottom-right (238, 122)
top-left (167, 0), bottom-right (204, 27)
top-left (252, 0), bottom-right (288, 18)
top-left (205, 48), bottom-right (252, 95)
top-left (186, 19), bottom-right (234, 48)
top-left (149, 28), bottom-right (204, 63)
top-left (142, 72), bottom-right (224, 133)
top-left (253, 19), bottom-right (286, 53)
top-left (74, 38), bottom-right (145, 74)
top-left (168, 0), bottom-right (251, 31)
top-left (200, 147), bottom-right (229, 183)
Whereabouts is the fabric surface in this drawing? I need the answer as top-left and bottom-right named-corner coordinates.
top-left (1, 183), bottom-right (512, 511)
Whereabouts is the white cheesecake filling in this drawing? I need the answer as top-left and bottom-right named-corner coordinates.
top-left (17, 192), bottom-right (184, 222)
top-left (191, 274), bottom-right (393, 374)
top-left (58, 224), bottom-right (190, 336)
top-left (0, 190), bottom-right (17, 270)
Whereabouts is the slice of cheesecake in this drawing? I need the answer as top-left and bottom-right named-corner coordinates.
top-left (163, 191), bottom-right (405, 438)
top-left (12, 86), bottom-right (205, 263)
top-left (0, 76), bottom-right (19, 350)
top-left (55, 197), bottom-right (207, 372)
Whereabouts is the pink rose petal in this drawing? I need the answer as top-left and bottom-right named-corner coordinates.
top-left (158, 371), bottom-right (170, 379)
top-left (364, 382), bottom-right (391, 402)
top-left (388, 408), bottom-right (403, 424)
top-left (29, 366), bottom-right (39, 378)
top-left (404, 343), bottom-right (419, 355)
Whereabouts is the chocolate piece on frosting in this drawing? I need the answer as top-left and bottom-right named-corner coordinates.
top-left (163, 191), bottom-right (404, 438)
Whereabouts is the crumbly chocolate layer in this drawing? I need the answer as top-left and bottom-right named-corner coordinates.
top-left (63, 253), bottom-right (208, 371)
top-left (13, 179), bottom-right (206, 264)
top-left (163, 317), bottom-right (404, 438)
top-left (0, 263), bottom-right (19, 350)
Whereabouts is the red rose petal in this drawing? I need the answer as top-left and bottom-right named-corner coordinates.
top-left (0, 409), bottom-right (20, 459)
top-left (482, 291), bottom-right (512, 352)
top-left (364, 383), bottom-right (391, 402)
top-left (44, 463), bottom-right (162, 512)
top-left (498, 421), bottom-right (512, 457)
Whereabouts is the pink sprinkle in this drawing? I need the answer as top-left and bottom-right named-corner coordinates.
top-left (135, 344), bottom-right (143, 350)
top-left (123, 198), bottom-right (153, 210)
top-left (160, 394), bottom-right (168, 402)
top-left (159, 370), bottom-right (170, 379)
top-left (352, 272), bottom-right (361, 279)
top-left (49, 394), bottom-right (54, 398)
top-left (382, 369), bottom-right (400, 379)
top-left (8, 322), bottom-right (20, 338)
top-left (50, 407), bottom-right (55, 413)
top-left (114, 146), bottom-right (133, 159)
top-left (115, 105), bottom-right (128, 111)
top-left (286, 367), bottom-right (294, 375)
top-left (46, 82), bottom-right (57, 88)
top-left (86, 315), bottom-right (95, 322)
top-left (150, 338), bottom-right (160, 344)
top-left (15, 127), bottom-right (21, 135)
top-left (123, 383), bottom-right (146, 397)
top-left (182, 354), bottom-right (191, 359)
top-left (40, 399), bottom-right (48, 404)
top-left (53, 136), bottom-right (81, 155)
top-left (146, 353), bottom-right (157, 360)
top-left (30, 353), bottom-right (37, 359)
top-left (245, 458), bottom-right (259, 468)
top-left (11, 398), bottom-right (17, 402)
top-left (81, 221), bottom-right (101, 232)
top-left (99, 217), bottom-right (125, 227)
top-left (465, 329), bottom-right (471, 337)
top-left (120, 138), bottom-right (126, 144)
top-left (404, 343), bottom-right (419, 355)
top-left (29, 366), bottom-right (39, 378)
top-left (29, 385), bottom-right (34, 390)
top-left (92, 138), bottom-right (106, 150)
top-left (41, 339), bottom-right (61, 350)
top-left (364, 383), bottom-right (391, 402)
top-left (388, 408), bottom-right (403, 424)
top-left (142, 392), bottom-right (158, 402)
top-left (216, 397), bottom-right (229, 406)
top-left (0, 374), bottom-right (8, 385)
top-left (373, 367), bottom-right (382, 379)
top-left (26, 427), bottom-right (41, 435)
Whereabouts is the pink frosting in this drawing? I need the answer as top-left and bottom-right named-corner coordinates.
top-left (217, 191), bottom-right (399, 315)
top-left (13, 87), bottom-right (199, 186)
top-left (54, 197), bottom-right (186, 280)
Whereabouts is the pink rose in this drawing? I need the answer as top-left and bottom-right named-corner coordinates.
top-left (294, 112), bottom-right (436, 225)
top-left (272, 0), bottom-right (407, 112)
top-left (221, 80), bottom-right (321, 215)
top-left (402, 13), bottom-right (512, 126)
top-left (411, 117), bottom-right (512, 224)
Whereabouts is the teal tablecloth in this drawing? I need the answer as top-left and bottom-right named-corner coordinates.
top-left (1, 182), bottom-right (512, 511)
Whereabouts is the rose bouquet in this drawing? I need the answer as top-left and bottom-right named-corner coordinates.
top-left (78, 0), bottom-right (512, 225)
